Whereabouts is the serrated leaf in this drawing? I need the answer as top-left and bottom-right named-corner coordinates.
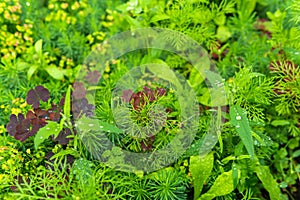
top-left (44, 65), bottom-right (64, 80)
top-left (72, 158), bottom-right (94, 185)
top-left (255, 165), bottom-right (282, 200)
top-left (230, 105), bottom-right (254, 159)
top-left (34, 121), bottom-right (61, 150)
top-left (27, 65), bottom-right (38, 80)
top-left (34, 39), bottom-right (43, 54)
top-left (198, 170), bottom-right (234, 200)
top-left (190, 152), bottom-right (214, 199)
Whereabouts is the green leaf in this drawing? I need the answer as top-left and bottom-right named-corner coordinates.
top-left (34, 121), bottom-right (61, 150)
top-left (150, 14), bottom-right (170, 23)
top-left (198, 170), bottom-right (234, 200)
top-left (124, 15), bottom-right (143, 29)
top-left (76, 116), bottom-right (123, 134)
top-left (72, 158), bottom-right (94, 185)
top-left (292, 150), bottom-right (300, 158)
top-left (216, 26), bottom-right (232, 42)
top-left (27, 65), bottom-right (38, 80)
top-left (190, 152), bottom-right (214, 199)
top-left (236, 0), bottom-right (256, 18)
top-left (64, 85), bottom-right (71, 119)
top-left (50, 149), bottom-right (80, 160)
top-left (232, 162), bottom-right (239, 188)
top-left (44, 65), bottom-right (64, 80)
top-left (230, 105), bottom-right (254, 159)
top-left (255, 165), bottom-right (282, 200)
top-left (34, 39), bottom-right (43, 54)
top-left (271, 120), bottom-right (290, 126)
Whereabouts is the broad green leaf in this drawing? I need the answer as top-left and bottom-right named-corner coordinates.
top-left (271, 120), bottom-right (290, 126)
top-left (34, 121), bottom-right (61, 150)
top-left (34, 39), bottom-right (43, 53)
top-left (292, 150), bottom-right (300, 158)
top-left (124, 15), bottom-right (143, 28)
top-left (27, 65), bottom-right (38, 80)
top-left (188, 67), bottom-right (205, 93)
top-left (216, 26), bottom-right (231, 42)
top-left (255, 165), bottom-right (282, 200)
top-left (198, 87), bottom-right (227, 107)
top-left (230, 105), bottom-right (254, 159)
top-left (236, 0), bottom-right (256, 18)
top-left (198, 170), bottom-right (234, 200)
top-left (76, 116), bottom-right (123, 133)
top-left (44, 65), bottom-right (64, 80)
top-left (17, 62), bottom-right (29, 70)
top-left (190, 152), bottom-right (214, 199)
top-left (146, 64), bottom-right (182, 90)
top-left (72, 158), bottom-right (94, 185)
top-left (150, 14), bottom-right (170, 23)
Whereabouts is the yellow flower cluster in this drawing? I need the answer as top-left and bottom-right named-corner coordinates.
top-left (0, 1), bottom-right (34, 60)
top-left (0, 145), bottom-right (24, 184)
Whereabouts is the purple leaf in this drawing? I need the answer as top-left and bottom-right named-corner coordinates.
top-left (52, 128), bottom-right (73, 145)
top-left (72, 82), bottom-right (86, 100)
top-left (72, 98), bottom-right (95, 118)
top-left (6, 113), bottom-right (24, 137)
top-left (121, 89), bottom-right (134, 103)
top-left (26, 86), bottom-right (50, 108)
top-left (85, 70), bottom-right (101, 84)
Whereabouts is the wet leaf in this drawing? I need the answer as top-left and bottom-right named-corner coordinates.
top-left (230, 105), bottom-right (254, 159)
top-left (190, 152), bottom-right (214, 199)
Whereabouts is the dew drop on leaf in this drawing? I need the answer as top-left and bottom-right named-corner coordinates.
top-left (235, 116), bottom-right (242, 120)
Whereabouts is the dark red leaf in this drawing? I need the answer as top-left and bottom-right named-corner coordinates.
top-left (73, 82), bottom-right (86, 99)
top-left (121, 89), bottom-right (134, 103)
top-left (85, 70), bottom-right (101, 84)
top-left (26, 86), bottom-right (50, 108)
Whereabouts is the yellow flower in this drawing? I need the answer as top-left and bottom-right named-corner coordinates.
top-left (0, 125), bottom-right (5, 134)
top-left (7, 159), bottom-right (13, 165)
top-left (20, 102), bottom-right (27, 108)
top-left (11, 107), bottom-right (21, 115)
top-left (1, 164), bottom-right (9, 171)
top-left (26, 149), bottom-right (31, 154)
top-left (12, 98), bottom-right (20, 104)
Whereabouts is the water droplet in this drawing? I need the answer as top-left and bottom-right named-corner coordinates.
top-left (236, 116), bottom-right (242, 120)
top-left (236, 125), bottom-right (240, 128)
top-left (99, 126), bottom-right (104, 129)
top-left (88, 124), bottom-right (94, 127)
top-left (40, 136), bottom-right (43, 139)
top-left (46, 127), bottom-right (50, 130)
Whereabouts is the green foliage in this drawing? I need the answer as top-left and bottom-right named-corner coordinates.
top-left (34, 121), bottom-right (61, 150)
top-left (0, 0), bottom-right (300, 199)
top-left (230, 105), bottom-right (254, 159)
top-left (198, 170), bottom-right (235, 200)
top-left (148, 167), bottom-right (189, 200)
top-left (190, 152), bottom-right (214, 199)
